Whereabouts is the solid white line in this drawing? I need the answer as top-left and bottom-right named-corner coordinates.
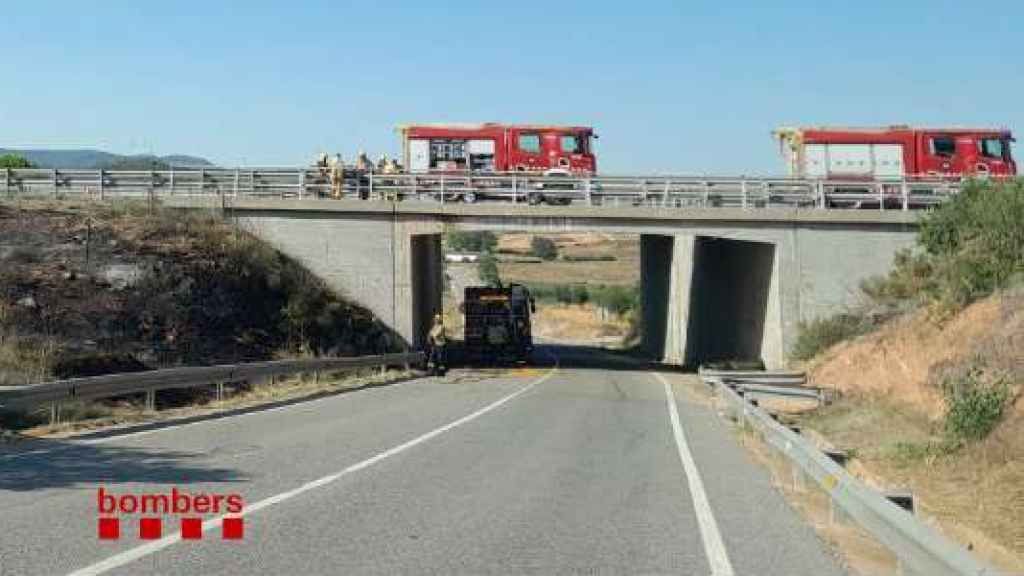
top-left (657, 373), bottom-right (735, 576)
top-left (66, 365), bottom-right (559, 576)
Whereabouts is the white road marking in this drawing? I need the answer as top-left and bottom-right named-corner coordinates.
top-left (66, 364), bottom-right (559, 576)
top-left (657, 373), bottom-right (735, 576)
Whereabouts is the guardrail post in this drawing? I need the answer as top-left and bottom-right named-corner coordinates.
top-left (298, 169), bottom-right (305, 199)
top-left (702, 181), bottom-right (710, 207)
top-left (234, 169), bottom-right (240, 197)
top-left (791, 461), bottom-right (807, 492)
top-left (901, 180), bottom-right (909, 211)
top-left (169, 167), bottom-right (175, 196)
top-left (216, 381), bottom-right (225, 403)
top-left (368, 171), bottom-right (374, 200)
top-left (5, 167), bottom-right (12, 199)
top-left (144, 390), bottom-right (156, 412)
top-left (49, 401), bottom-right (60, 426)
top-left (740, 180), bottom-right (748, 209)
top-left (512, 174), bottom-right (518, 203)
top-left (878, 182), bottom-right (885, 211)
top-left (817, 180), bottom-right (826, 209)
top-left (830, 495), bottom-right (849, 526)
top-left (198, 168), bottom-right (205, 197)
top-left (52, 169), bottom-right (59, 198)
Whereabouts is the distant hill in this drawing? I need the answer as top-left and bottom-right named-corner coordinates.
top-left (0, 149), bottom-right (215, 169)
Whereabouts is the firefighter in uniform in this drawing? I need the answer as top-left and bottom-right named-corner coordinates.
top-left (329, 154), bottom-right (344, 199)
top-left (426, 313), bottom-right (448, 375)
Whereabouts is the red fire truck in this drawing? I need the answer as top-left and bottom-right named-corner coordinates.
top-left (398, 123), bottom-right (597, 174)
top-left (774, 126), bottom-right (1016, 179)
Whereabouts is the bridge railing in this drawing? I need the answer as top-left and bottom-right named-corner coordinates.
top-left (2, 167), bottom-right (967, 210)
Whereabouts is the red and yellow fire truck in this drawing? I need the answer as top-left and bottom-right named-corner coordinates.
top-left (774, 126), bottom-right (1016, 179)
top-left (398, 123), bottom-right (596, 174)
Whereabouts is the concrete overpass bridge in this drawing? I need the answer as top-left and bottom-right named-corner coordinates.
top-left (163, 197), bottom-right (920, 369)
top-left (5, 167), bottom-right (935, 368)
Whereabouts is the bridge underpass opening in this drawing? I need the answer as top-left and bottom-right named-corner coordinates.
top-left (410, 233), bottom-right (444, 349)
top-left (641, 235), bottom-right (776, 368)
top-left (441, 231), bottom-right (641, 357)
top-left (687, 237), bottom-right (775, 366)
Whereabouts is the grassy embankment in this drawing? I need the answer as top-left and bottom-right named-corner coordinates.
top-left (0, 201), bottom-right (397, 431)
top-left (788, 180), bottom-right (1024, 567)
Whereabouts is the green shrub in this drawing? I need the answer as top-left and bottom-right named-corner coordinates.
top-left (941, 368), bottom-right (1012, 442)
top-left (790, 313), bottom-right (873, 360)
top-left (524, 282), bottom-right (639, 314)
top-left (866, 180), bottom-right (1024, 311)
top-left (591, 285), bottom-right (639, 315)
top-left (530, 236), bottom-right (559, 261)
top-left (0, 154), bottom-right (32, 169)
top-left (886, 440), bottom-right (958, 463)
top-left (446, 230), bottom-right (497, 253)
top-left (477, 252), bottom-right (501, 287)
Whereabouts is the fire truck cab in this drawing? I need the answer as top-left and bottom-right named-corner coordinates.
top-left (774, 126), bottom-right (1016, 179)
top-left (399, 123), bottom-right (596, 174)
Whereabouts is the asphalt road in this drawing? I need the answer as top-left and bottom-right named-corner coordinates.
top-left (0, 346), bottom-right (845, 575)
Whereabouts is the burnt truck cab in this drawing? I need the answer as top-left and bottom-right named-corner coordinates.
top-left (399, 123), bottom-right (596, 175)
top-left (462, 284), bottom-right (536, 365)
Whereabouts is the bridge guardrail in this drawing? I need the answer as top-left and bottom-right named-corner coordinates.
top-left (2, 167), bottom-right (968, 211)
top-left (700, 369), bottom-right (997, 576)
top-left (0, 352), bottom-right (424, 420)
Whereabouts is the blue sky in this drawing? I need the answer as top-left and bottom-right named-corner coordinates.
top-left (2, 1), bottom-right (1020, 173)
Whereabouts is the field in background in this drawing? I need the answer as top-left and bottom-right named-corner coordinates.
top-left (442, 232), bottom-right (639, 347)
top-left (496, 233), bottom-right (639, 287)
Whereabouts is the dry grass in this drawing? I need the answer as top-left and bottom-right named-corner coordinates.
top-left (497, 233), bottom-right (639, 287)
top-left (787, 288), bottom-right (1024, 569)
top-left (531, 303), bottom-right (630, 345)
top-left (795, 393), bottom-right (1024, 571)
top-left (17, 367), bottom-right (414, 439)
top-left (734, 417), bottom-right (900, 576)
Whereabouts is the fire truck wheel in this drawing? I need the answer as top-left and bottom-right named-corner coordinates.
top-left (528, 192), bottom-right (543, 205)
top-left (463, 191), bottom-right (478, 203)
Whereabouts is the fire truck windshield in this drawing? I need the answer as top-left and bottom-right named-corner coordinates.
top-left (978, 138), bottom-right (1005, 159)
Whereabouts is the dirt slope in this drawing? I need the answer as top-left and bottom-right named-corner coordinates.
top-left (809, 292), bottom-right (1023, 419)
top-left (802, 289), bottom-right (1024, 567)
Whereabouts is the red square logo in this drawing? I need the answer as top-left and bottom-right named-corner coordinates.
top-left (139, 517), bottom-right (162, 540)
top-left (98, 518), bottom-right (120, 540)
top-left (181, 517), bottom-right (203, 540)
top-left (222, 517), bottom-right (244, 540)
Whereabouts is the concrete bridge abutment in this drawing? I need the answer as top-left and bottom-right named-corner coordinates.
top-left (233, 210), bottom-right (444, 350)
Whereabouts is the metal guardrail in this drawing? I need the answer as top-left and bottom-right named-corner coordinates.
top-left (699, 369), bottom-right (806, 382)
top-left (701, 370), bottom-right (997, 576)
top-left (0, 353), bottom-right (424, 417)
top-left (1, 167), bottom-right (968, 211)
top-left (733, 382), bottom-right (827, 403)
